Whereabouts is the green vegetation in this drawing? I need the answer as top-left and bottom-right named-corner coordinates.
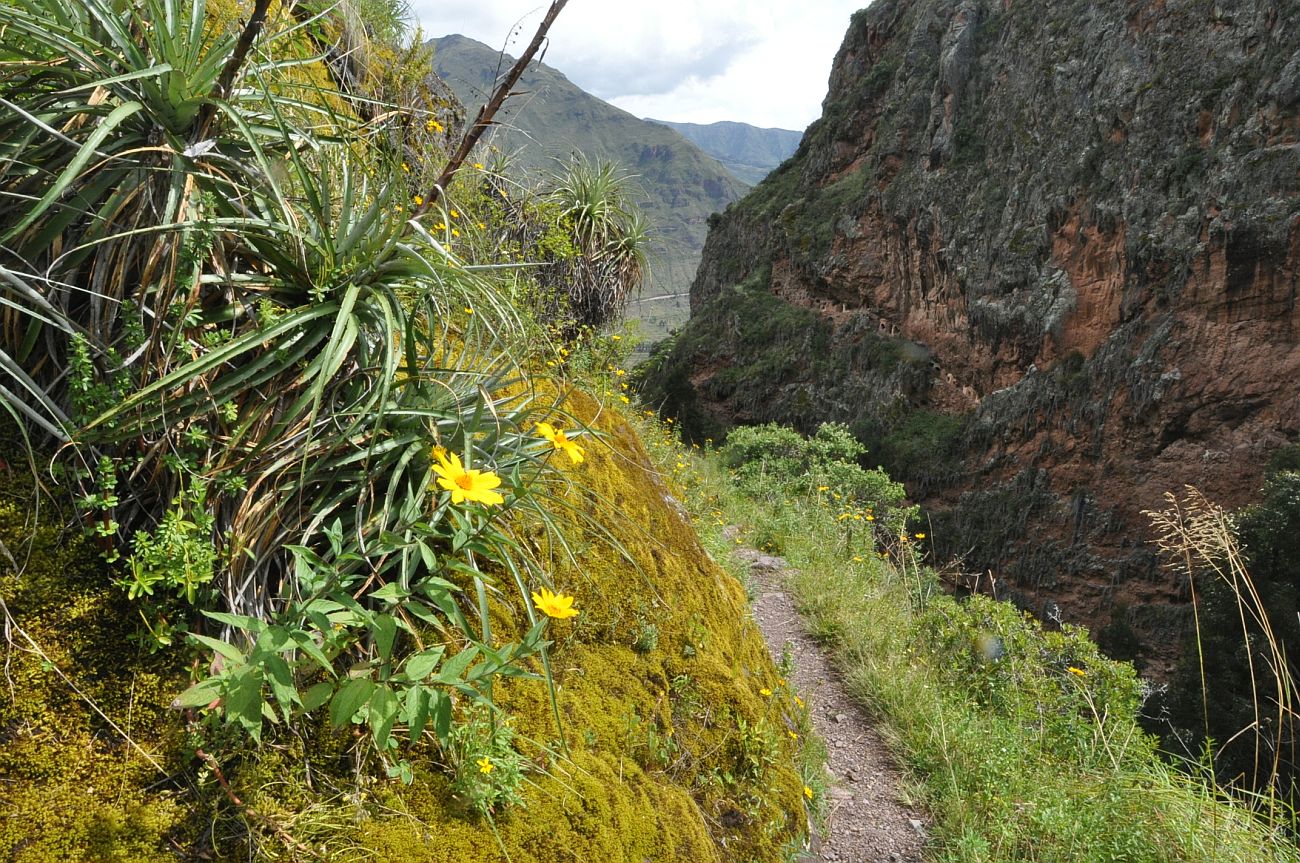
top-left (0, 0), bottom-right (808, 859)
top-left (648, 119), bottom-right (802, 186)
top-left (1159, 470), bottom-right (1300, 810)
top-left (644, 419), bottom-right (1300, 863)
top-left (430, 34), bottom-right (748, 348)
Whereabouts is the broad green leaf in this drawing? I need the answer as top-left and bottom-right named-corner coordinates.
top-left (435, 646), bottom-right (479, 684)
top-left (369, 582), bottom-right (410, 604)
top-left (261, 653), bottom-right (299, 722)
top-left (404, 684), bottom-right (430, 741)
top-left (301, 681), bottom-right (334, 712)
top-left (431, 690), bottom-right (452, 744)
top-left (190, 633), bottom-right (244, 662)
top-left (372, 613), bottom-right (398, 661)
top-left (403, 647), bottom-right (445, 681)
top-left (330, 677), bottom-right (375, 727)
top-left (226, 668), bottom-right (264, 743)
top-left (289, 631), bottom-right (334, 674)
top-left (173, 678), bottom-right (223, 708)
top-left (368, 684), bottom-right (399, 751)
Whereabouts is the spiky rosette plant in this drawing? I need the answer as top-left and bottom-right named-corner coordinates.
top-left (0, 0), bottom-right (586, 768)
top-left (522, 157), bottom-right (650, 337)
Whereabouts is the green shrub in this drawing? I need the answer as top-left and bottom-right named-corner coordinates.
top-left (722, 422), bottom-right (907, 523)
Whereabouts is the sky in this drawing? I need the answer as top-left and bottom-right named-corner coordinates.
top-left (409, 1), bottom-right (870, 131)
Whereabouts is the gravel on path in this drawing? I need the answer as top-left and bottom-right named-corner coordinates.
top-left (735, 545), bottom-right (928, 863)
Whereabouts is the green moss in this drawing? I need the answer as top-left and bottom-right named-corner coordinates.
top-left (293, 389), bottom-right (804, 859)
top-left (0, 480), bottom-right (189, 862)
top-left (0, 388), bottom-right (806, 860)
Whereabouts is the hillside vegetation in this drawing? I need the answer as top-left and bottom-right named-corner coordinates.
top-left (430, 34), bottom-right (748, 350)
top-left (647, 119), bottom-right (802, 185)
top-left (650, 420), bottom-right (1300, 863)
top-left (2, 1), bottom-right (1298, 861)
top-left (0, 1), bottom-right (808, 859)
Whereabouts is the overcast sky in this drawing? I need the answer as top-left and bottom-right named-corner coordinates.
top-left (409, 1), bottom-right (869, 131)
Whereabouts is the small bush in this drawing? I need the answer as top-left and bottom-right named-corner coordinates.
top-left (722, 422), bottom-right (907, 525)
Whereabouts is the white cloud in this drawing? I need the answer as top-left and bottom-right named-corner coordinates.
top-left (410, 0), bottom-right (868, 130)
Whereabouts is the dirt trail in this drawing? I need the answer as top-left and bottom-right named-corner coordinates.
top-left (736, 545), bottom-right (928, 862)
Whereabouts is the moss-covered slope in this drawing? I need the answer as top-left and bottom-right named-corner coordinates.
top-left (0, 391), bottom-right (805, 862)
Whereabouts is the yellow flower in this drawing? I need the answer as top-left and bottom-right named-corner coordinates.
top-left (794, 695), bottom-right (804, 708)
top-left (452, 228), bottom-right (460, 237)
top-left (619, 395), bottom-right (630, 404)
top-left (759, 687), bottom-right (772, 697)
top-left (401, 162), bottom-right (410, 173)
top-left (787, 730), bottom-right (798, 740)
top-left (433, 450), bottom-right (504, 506)
top-left (473, 162), bottom-right (484, 170)
top-left (477, 757), bottom-right (494, 774)
top-left (531, 586), bottom-right (579, 620)
top-left (464, 306), bottom-right (474, 315)
top-left (817, 485), bottom-right (829, 492)
top-left (412, 194), bottom-right (424, 206)
top-left (611, 334), bottom-right (621, 340)
top-left (1067, 666), bottom-right (1087, 677)
top-left (915, 532), bottom-right (926, 539)
top-left (803, 785), bottom-right (814, 800)
top-left (435, 221), bottom-right (446, 231)
top-left (535, 421), bottom-right (585, 465)
top-left (615, 369), bottom-right (626, 377)
top-left (426, 118), bottom-right (443, 133)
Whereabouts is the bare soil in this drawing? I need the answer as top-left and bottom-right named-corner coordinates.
top-left (735, 545), bottom-right (928, 862)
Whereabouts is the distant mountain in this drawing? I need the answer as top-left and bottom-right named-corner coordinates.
top-left (647, 120), bottom-right (802, 185)
top-left (430, 35), bottom-right (748, 346)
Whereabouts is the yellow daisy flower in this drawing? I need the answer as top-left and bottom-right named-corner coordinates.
top-left (433, 450), bottom-right (504, 506)
top-left (531, 587), bottom-right (579, 620)
top-left (535, 421), bottom-right (585, 465)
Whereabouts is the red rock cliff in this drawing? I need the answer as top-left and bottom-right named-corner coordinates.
top-left (641, 0), bottom-right (1300, 672)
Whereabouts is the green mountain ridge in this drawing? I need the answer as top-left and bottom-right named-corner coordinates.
top-left (430, 34), bottom-right (749, 346)
top-left (645, 119), bottom-right (802, 185)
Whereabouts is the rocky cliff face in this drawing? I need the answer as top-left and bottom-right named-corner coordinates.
top-left (641, 0), bottom-right (1300, 671)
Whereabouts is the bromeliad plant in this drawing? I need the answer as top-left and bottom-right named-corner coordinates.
top-left (0, 0), bottom-right (585, 774)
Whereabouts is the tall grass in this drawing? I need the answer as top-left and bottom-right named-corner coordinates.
top-left (649, 422), bottom-right (1299, 862)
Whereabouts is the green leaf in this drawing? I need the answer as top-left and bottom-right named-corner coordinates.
top-left (372, 613), bottom-right (398, 662)
top-left (405, 684), bottom-right (430, 741)
top-left (225, 668), bottom-right (264, 743)
top-left (261, 653), bottom-right (299, 722)
top-left (330, 677), bottom-right (375, 727)
top-left (190, 633), bottom-right (245, 662)
top-left (418, 540), bottom-right (437, 571)
top-left (173, 678), bottom-right (223, 709)
top-left (431, 690), bottom-right (452, 744)
top-left (368, 684), bottom-right (399, 751)
top-left (370, 582), bottom-right (410, 604)
top-left (290, 631), bottom-right (334, 674)
top-left (301, 681), bottom-right (334, 712)
top-left (435, 646), bottom-right (479, 684)
top-left (403, 647), bottom-right (445, 681)
top-left (1, 100), bottom-right (145, 244)
top-left (204, 610), bottom-right (267, 633)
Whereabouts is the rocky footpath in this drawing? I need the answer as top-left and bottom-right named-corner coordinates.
top-left (640, 0), bottom-right (1300, 672)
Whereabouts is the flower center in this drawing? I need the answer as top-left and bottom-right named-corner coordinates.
top-left (456, 474), bottom-right (475, 490)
